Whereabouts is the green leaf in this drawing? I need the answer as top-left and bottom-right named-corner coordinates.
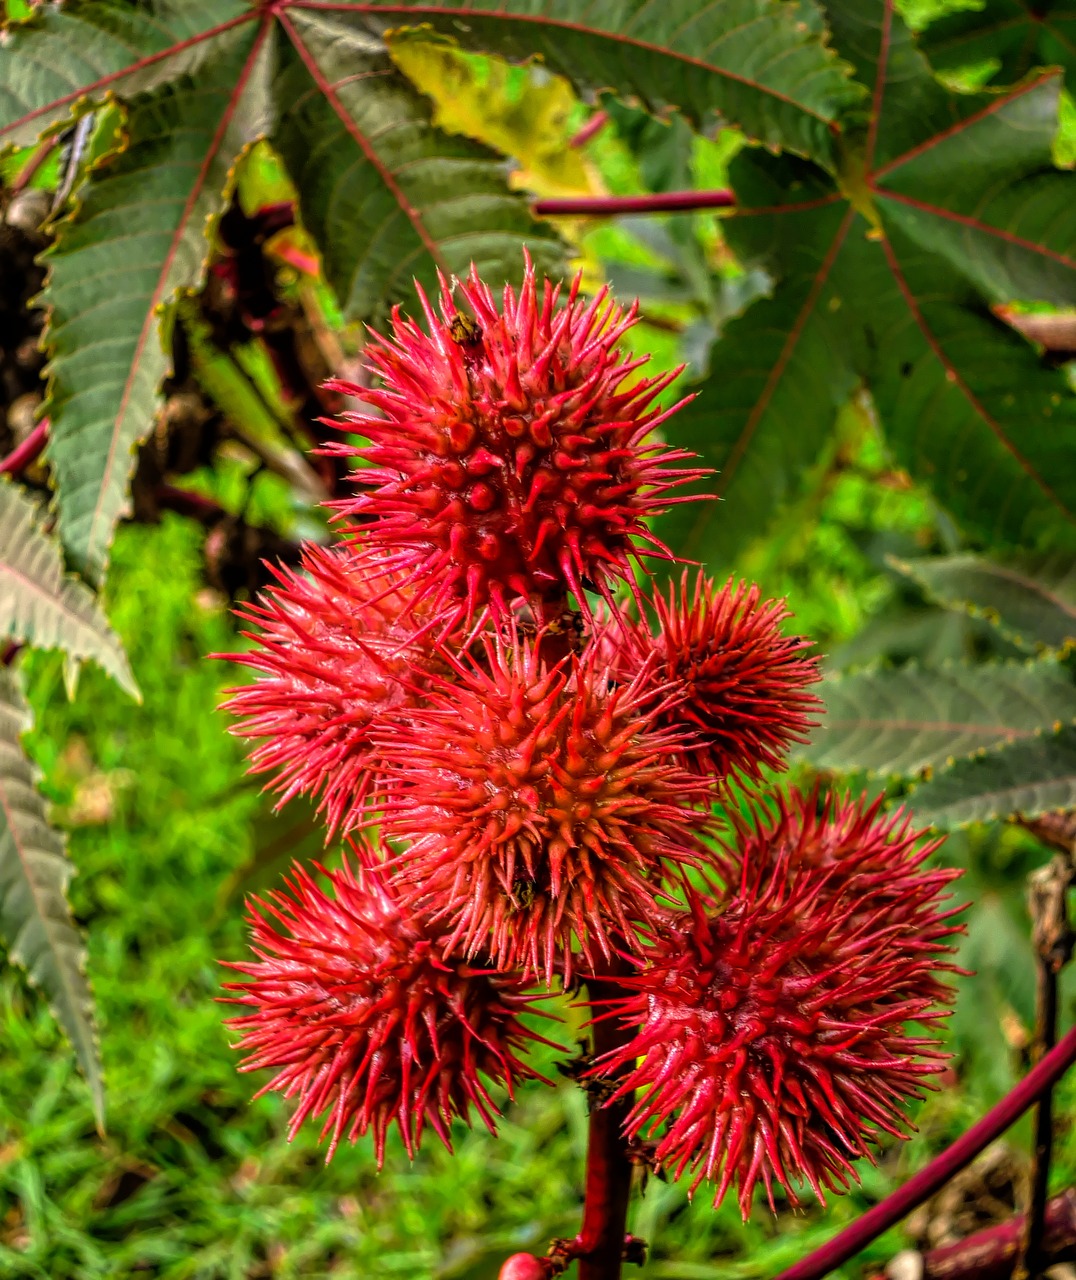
top-left (318, 0), bottom-right (864, 165)
top-left (0, 0), bottom-right (250, 149)
top-left (217, 794), bottom-right (326, 911)
top-left (0, 480), bottom-right (138, 700)
top-left (274, 11), bottom-right (564, 323)
top-left (0, 667), bottom-right (102, 1127)
top-left (41, 27), bottom-right (274, 585)
top-left (910, 722), bottom-right (1076, 826)
top-left (802, 658), bottom-right (1076, 777)
top-left (892, 553), bottom-right (1076, 653)
top-left (920, 1), bottom-right (1076, 90)
top-left (665, 0), bottom-right (1076, 564)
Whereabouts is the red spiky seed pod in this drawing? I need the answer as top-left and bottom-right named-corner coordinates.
top-left (610, 573), bottom-right (821, 783)
top-left (733, 788), bottom-right (963, 997)
top-left (220, 544), bottom-right (441, 837)
top-left (222, 848), bottom-right (553, 1163)
top-left (375, 631), bottom-right (716, 985)
top-left (591, 790), bottom-right (963, 1217)
top-left (325, 253), bottom-right (706, 621)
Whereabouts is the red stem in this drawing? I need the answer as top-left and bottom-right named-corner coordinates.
top-left (155, 483), bottom-right (227, 525)
top-left (0, 418), bottom-right (49, 476)
top-left (532, 189), bottom-right (735, 216)
top-left (576, 974), bottom-right (635, 1280)
top-left (890, 1188), bottom-right (1076, 1280)
top-left (569, 110), bottom-right (610, 148)
top-left (9, 136), bottom-right (59, 195)
top-left (776, 1026), bottom-right (1076, 1280)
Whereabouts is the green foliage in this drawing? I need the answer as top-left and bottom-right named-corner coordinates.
top-left (910, 723), bottom-right (1076, 825)
top-left (380, 0), bottom-right (862, 162)
top-left (273, 13), bottom-right (560, 323)
top-left (0, 667), bottom-right (101, 1132)
top-left (40, 33), bottom-right (273, 585)
top-left (1, 0), bottom-right (567, 579)
top-left (919, 0), bottom-right (1076, 88)
top-left (893, 552), bottom-right (1076, 653)
top-left (0, 481), bottom-right (137, 700)
top-left (809, 546), bottom-right (1076, 826)
top-left (661, 0), bottom-right (1076, 564)
top-left (804, 658), bottom-right (1076, 776)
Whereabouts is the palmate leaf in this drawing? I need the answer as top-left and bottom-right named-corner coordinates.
top-left (803, 658), bottom-right (1076, 777)
top-left (0, 480), bottom-right (138, 699)
top-left (893, 553), bottom-right (1076, 653)
top-left (0, 0), bottom-right (861, 585)
top-left (39, 27), bottom-right (274, 586)
top-left (663, 0), bottom-right (1076, 565)
top-left (0, 667), bottom-right (102, 1126)
top-left (920, 0), bottom-right (1076, 90)
top-left (357, 0), bottom-right (863, 164)
top-left (910, 723), bottom-right (1076, 827)
top-left (0, 0), bottom-right (251, 149)
top-left (272, 10), bottom-right (563, 323)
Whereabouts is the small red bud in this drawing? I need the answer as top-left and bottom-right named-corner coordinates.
top-left (498, 1254), bottom-right (550, 1280)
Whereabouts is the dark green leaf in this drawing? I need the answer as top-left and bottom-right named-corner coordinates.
top-left (274, 11), bottom-right (564, 323)
top-left (910, 723), bottom-right (1076, 826)
top-left (0, 0), bottom-right (249, 148)
top-left (665, 0), bottom-right (1076, 563)
top-left (920, 1), bottom-right (1076, 89)
top-left (0, 667), bottom-right (102, 1126)
top-left (803, 658), bottom-right (1076, 776)
top-left (892, 553), bottom-right (1076, 652)
top-left (332, 0), bottom-right (865, 165)
top-left (41, 28), bottom-right (274, 584)
top-left (0, 480), bottom-right (138, 699)
top-left (217, 795), bottom-right (326, 910)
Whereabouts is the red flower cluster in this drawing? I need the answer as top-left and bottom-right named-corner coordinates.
top-left (223, 849), bottom-right (551, 1162)
top-left (221, 257), bottom-right (961, 1214)
top-left (324, 255), bottom-right (706, 620)
top-left (591, 789), bottom-right (963, 1216)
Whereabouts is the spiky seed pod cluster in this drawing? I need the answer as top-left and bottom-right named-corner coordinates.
top-left (610, 572), bottom-right (823, 784)
top-left (221, 257), bottom-right (960, 1210)
top-left (591, 789), bottom-right (963, 1217)
top-left (223, 850), bottom-right (551, 1163)
top-left (376, 633), bottom-right (715, 984)
top-left (325, 254), bottom-right (706, 620)
top-left (221, 545), bottom-right (440, 836)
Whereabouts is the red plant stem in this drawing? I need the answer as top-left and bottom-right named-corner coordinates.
top-left (10, 136), bottom-right (59, 195)
top-left (1016, 856), bottom-right (1074, 1280)
top-left (0, 418), bottom-right (49, 476)
top-left (570, 110), bottom-right (610, 148)
top-left (532, 189), bottom-right (735, 217)
top-left (775, 1026), bottom-right (1076, 1280)
top-left (884, 1189), bottom-right (1076, 1280)
top-left (577, 971), bottom-right (635, 1280)
top-left (155, 483), bottom-right (227, 524)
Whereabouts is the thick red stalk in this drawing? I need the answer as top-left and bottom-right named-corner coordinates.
top-left (0, 418), bottom-right (49, 476)
top-left (533, 189), bottom-right (735, 216)
top-left (535, 596), bottom-right (634, 1279)
top-left (775, 1026), bottom-right (1076, 1280)
top-left (885, 1189), bottom-right (1076, 1280)
top-left (578, 973), bottom-right (635, 1280)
